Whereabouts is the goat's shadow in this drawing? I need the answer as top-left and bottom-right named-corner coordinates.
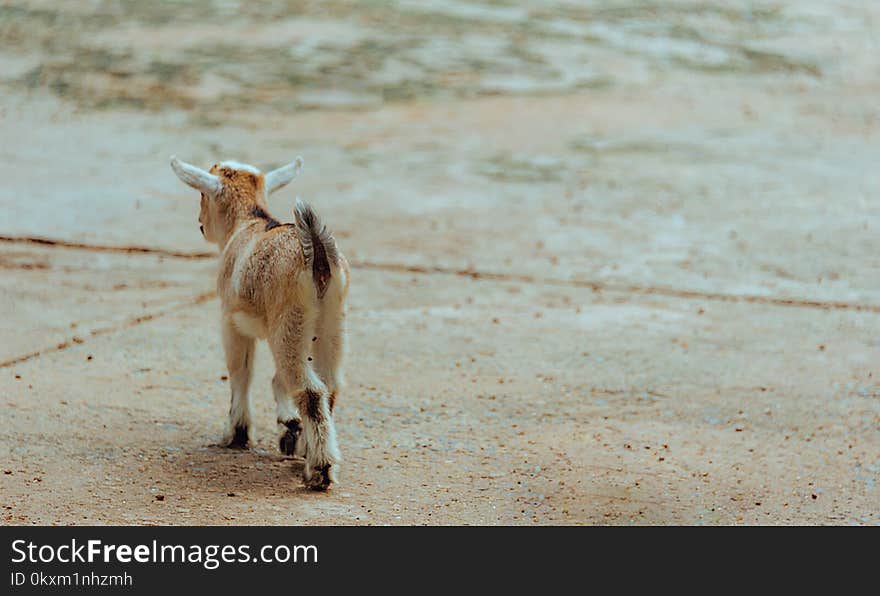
top-left (154, 441), bottom-right (325, 498)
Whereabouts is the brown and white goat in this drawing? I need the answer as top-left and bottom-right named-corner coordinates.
top-left (170, 156), bottom-right (347, 490)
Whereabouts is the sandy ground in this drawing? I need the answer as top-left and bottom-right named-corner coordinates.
top-left (1, 1), bottom-right (878, 525)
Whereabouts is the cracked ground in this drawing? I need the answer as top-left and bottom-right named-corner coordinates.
top-left (1, 1), bottom-right (878, 525)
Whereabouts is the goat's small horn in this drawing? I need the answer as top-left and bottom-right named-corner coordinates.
top-left (170, 156), bottom-right (221, 196)
top-left (265, 157), bottom-right (304, 195)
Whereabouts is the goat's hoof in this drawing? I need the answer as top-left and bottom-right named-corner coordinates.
top-left (304, 464), bottom-right (334, 491)
top-left (225, 425), bottom-right (250, 449)
top-left (278, 419), bottom-right (302, 456)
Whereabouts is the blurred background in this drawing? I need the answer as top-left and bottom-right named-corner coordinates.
top-left (2, 0), bottom-right (877, 294)
top-left (4, 1), bottom-right (832, 110)
top-left (0, 1), bottom-right (878, 525)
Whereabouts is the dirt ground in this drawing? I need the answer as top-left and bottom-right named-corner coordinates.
top-left (1, 1), bottom-right (878, 525)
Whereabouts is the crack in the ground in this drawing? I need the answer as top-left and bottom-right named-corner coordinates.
top-left (0, 235), bottom-right (215, 259)
top-left (0, 291), bottom-right (215, 369)
top-left (353, 262), bottom-right (880, 314)
top-left (2, 234), bottom-right (878, 314)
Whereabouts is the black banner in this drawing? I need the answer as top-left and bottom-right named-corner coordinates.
top-left (0, 526), bottom-right (866, 593)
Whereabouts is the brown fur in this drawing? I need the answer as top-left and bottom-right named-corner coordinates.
top-left (172, 156), bottom-right (347, 489)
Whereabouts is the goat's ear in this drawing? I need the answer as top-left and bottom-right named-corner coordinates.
top-left (170, 156), bottom-right (222, 196)
top-left (265, 157), bottom-right (304, 195)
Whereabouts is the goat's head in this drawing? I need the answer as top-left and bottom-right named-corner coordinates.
top-left (170, 156), bottom-right (303, 244)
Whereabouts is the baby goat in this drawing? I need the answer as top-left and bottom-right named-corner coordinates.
top-left (170, 156), bottom-right (348, 490)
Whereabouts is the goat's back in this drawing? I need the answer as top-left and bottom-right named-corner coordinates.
top-left (218, 223), bottom-right (309, 318)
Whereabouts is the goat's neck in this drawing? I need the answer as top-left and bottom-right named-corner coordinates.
top-left (218, 202), bottom-right (269, 250)
top-left (218, 216), bottom-right (259, 253)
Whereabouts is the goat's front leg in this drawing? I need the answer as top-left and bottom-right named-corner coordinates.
top-left (222, 318), bottom-right (255, 448)
top-left (274, 373), bottom-right (304, 457)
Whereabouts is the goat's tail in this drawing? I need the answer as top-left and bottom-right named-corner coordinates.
top-left (294, 199), bottom-right (338, 299)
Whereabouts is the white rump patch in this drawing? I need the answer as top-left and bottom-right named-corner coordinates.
top-left (232, 312), bottom-right (268, 339)
top-left (220, 160), bottom-right (262, 175)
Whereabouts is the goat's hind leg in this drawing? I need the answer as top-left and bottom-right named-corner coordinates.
top-left (271, 311), bottom-right (340, 490)
top-left (222, 318), bottom-right (255, 448)
top-left (312, 283), bottom-right (346, 413)
top-left (294, 381), bottom-right (339, 490)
